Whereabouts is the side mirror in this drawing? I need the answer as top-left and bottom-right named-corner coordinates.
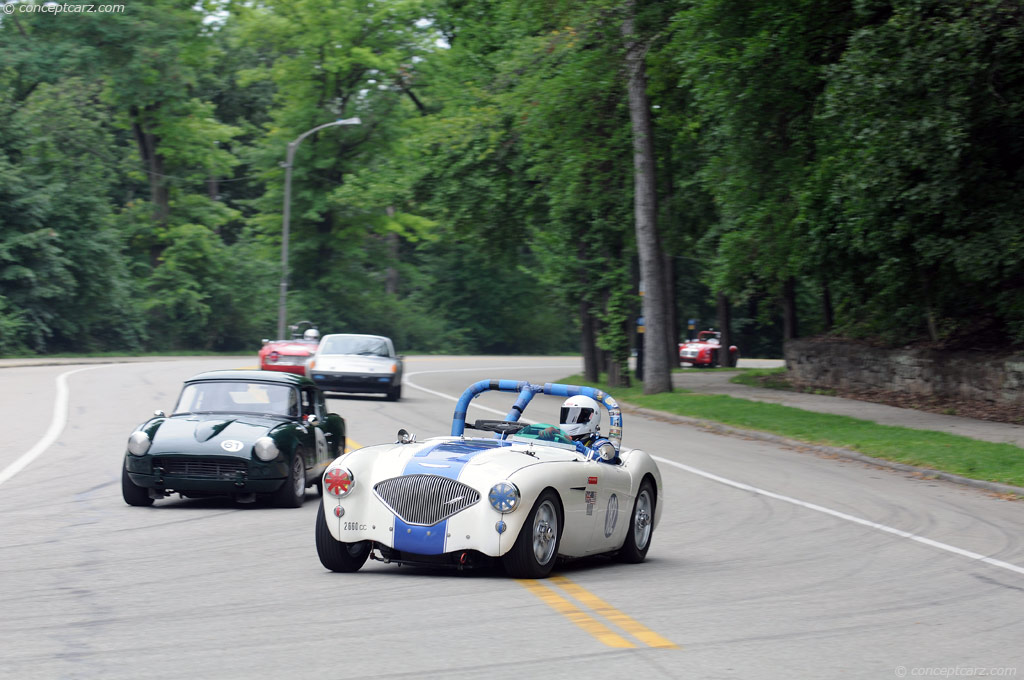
top-left (396, 428), bottom-right (416, 444)
top-left (154, 410), bottom-right (166, 418)
top-left (596, 441), bottom-right (617, 462)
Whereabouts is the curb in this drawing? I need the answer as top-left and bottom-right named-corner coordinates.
top-left (622, 403), bottom-right (1024, 498)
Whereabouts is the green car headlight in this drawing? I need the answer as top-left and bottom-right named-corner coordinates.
top-left (488, 482), bottom-right (520, 513)
top-left (127, 431), bottom-right (151, 456)
top-left (254, 437), bottom-right (280, 461)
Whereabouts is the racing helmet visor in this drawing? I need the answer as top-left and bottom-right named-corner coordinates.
top-left (560, 405), bottom-right (595, 426)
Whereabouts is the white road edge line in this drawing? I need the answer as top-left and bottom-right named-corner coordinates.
top-left (404, 366), bottom-right (578, 424)
top-left (409, 370), bottom-right (1024, 578)
top-left (0, 364), bottom-right (113, 488)
top-left (654, 456), bottom-right (1024, 577)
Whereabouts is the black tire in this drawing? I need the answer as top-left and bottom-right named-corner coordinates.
top-left (503, 489), bottom-right (562, 579)
top-left (618, 478), bottom-right (655, 563)
top-left (315, 502), bottom-right (370, 572)
top-left (386, 381), bottom-right (402, 401)
top-left (122, 464), bottom-right (154, 507)
top-left (272, 449), bottom-right (306, 508)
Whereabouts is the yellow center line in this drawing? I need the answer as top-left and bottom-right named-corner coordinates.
top-left (549, 576), bottom-right (679, 649)
top-left (517, 579), bottom-right (636, 648)
top-left (345, 437), bottom-right (361, 454)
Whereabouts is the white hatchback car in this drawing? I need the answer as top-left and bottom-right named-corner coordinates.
top-left (305, 333), bottom-right (403, 401)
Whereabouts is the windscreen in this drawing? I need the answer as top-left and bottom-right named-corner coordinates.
top-left (174, 382), bottom-right (299, 416)
top-left (320, 335), bottom-right (390, 357)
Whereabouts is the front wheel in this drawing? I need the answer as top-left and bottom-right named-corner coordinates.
top-left (503, 490), bottom-right (562, 579)
top-left (618, 479), bottom-right (655, 563)
top-left (315, 502), bottom-right (370, 572)
top-left (272, 449), bottom-right (306, 508)
top-left (386, 381), bottom-right (402, 401)
top-left (121, 464), bottom-right (154, 507)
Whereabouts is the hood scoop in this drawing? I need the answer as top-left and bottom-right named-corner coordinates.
top-left (194, 419), bottom-right (233, 442)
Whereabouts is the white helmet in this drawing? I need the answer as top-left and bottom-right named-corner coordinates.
top-left (303, 328), bottom-right (320, 341)
top-left (559, 395), bottom-right (601, 440)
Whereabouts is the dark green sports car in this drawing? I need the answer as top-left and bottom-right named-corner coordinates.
top-left (121, 370), bottom-right (345, 508)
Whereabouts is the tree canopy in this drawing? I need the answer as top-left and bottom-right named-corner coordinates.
top-left (1, 0), bottom-right (1020, 369)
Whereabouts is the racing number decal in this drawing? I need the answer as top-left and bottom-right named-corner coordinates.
top-left (604, 493), bottom-right (619, 537)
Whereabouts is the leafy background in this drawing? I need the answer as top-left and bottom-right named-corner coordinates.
top-left (1, 0), bottom-right (1020, 359)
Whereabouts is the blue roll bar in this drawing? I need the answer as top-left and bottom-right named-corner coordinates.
top-left (450, 380), bottom-right (623, 452)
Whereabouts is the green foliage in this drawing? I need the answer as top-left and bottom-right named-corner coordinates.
top-left (1, 0), bottom-right (1022, 358)
top-left (808, 0), bottom-right (1024, 344)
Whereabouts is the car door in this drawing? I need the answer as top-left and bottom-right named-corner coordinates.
top-left (586, 460), bottom-right (633, 553)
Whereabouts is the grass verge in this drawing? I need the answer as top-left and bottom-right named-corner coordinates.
top-left (561, 373), bottom-right (1024, 489)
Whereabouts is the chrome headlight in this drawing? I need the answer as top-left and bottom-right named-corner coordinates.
top-left (324, 467), bottom-right (354, 497)
top-left (254, 436), bottom-right (280, 461)
top-left (488, 482), bottom-right (520, 513)
top-left (127, 431), bottom-right (151, 456)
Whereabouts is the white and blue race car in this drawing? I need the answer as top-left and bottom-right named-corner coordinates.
top-left (315, 380), bottom-right (663, 578)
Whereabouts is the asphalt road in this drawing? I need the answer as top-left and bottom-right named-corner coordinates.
top-left (1, 356), bottom-right (1022, 680)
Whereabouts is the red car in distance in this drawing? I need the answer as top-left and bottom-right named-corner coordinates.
top-left (678, 330), bottom-right (740, 367)
top-left (259, 321), bottom-right (321, 376)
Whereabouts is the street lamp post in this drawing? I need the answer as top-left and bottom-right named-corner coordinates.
top-left (277, 117), bottom-right (361, 339)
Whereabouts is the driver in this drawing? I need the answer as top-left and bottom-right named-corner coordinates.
top-left (559, 395), bottom-right (602, 447)
top-left (303, 328), bottom-right (320, 342)
top-left (559, 395), bottom-right (620, 464)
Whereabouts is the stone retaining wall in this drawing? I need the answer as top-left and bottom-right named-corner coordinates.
top-left (784, 339), bottom-right (1024, 407)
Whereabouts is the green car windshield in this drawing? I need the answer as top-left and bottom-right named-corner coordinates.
top-left (174, 381), bottom-right (299, 417)
top-left (512, 423), bottom-right (575, 445)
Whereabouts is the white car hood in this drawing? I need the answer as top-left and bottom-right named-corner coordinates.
top-left (315, 354), bottom-right (394, 373)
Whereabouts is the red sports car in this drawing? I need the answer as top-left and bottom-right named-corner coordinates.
top-left (678, 330), bottom-right (739, 367)
top-left (260, 322), bottom-right (321, 375)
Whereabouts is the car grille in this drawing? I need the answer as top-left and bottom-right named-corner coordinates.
top-left (682, 349), bottom-right (700, 358)
top-left (314, 374), bottom-right (390, 386)
top-left (272, 355), bottom-right (307, 365)
top-left (373, 475), bottom-right (480, 526)
top-left (155, 458), bottom-right (248, 479)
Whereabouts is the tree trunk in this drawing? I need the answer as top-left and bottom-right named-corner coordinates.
top-left (716, 291), bottom-right (734, 367)
top-left (623, 0), bottom-right (671, 394)
top-left (821, 279), bottom-right (834, 331)
top-left (663, 252), bottom-right (678, 368)
top-left (129, 105), bottom-right (169, 226)
top-left (580, 300), bottom-right (599, 383)
top-left (385, 207), bottom-right (399, 295)
top-left (782, 277), bottom-right (799, 340)
top-left (607, 356), bottom-right (622, 387)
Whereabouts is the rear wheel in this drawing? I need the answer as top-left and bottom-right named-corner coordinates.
top-left (315, 502), bottom-right (370, 572)
top-left (618, 479), bottom-right (655, 563)
top-left (121, 464), bottom-right (153, 507)
top-left (272, 449), bottom-right (305, 508)
top-left (503, 490), bottom-right (562, 579)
